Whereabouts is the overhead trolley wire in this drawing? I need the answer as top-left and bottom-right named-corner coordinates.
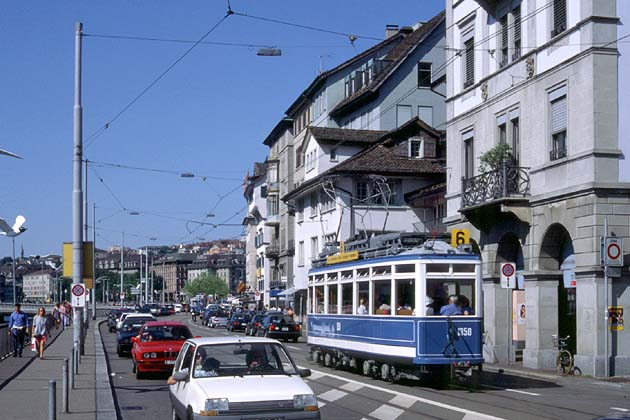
top-left (84, 12), bottom-right (232, 149)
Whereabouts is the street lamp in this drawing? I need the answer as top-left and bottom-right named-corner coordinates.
top-left (0, 215), bottom-right (27, 304)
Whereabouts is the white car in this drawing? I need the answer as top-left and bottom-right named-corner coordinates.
top-left (116, 313), bottom-right (156, 331)
top-left (174, 304), bottom-right (183, 313)
top-left (169, 336), bottom-right (319, 420)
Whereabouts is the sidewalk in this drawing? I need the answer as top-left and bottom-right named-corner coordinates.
top-left (484, 362), bottom-right (630, 386)
top-left (0, 319), bottom-right (116, 420)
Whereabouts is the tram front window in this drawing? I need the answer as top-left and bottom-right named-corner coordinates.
top-left (395, 279), bottom-right (414, 315)
top-left (426, 278), bottom-right (475, 316)
top-left (373, 280), bottom-right (391, 315)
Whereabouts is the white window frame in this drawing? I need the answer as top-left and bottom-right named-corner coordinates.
top-left (409, 138), bottom-right (423, 159)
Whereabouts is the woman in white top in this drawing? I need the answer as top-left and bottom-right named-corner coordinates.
top-left (357, 298), bottom-right (368, 315)
top-left (32, 307), bottom-right (50, 359)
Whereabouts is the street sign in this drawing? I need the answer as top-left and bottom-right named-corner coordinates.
top-left (500, 262), bottom-right (516, 289)
top-left (609, 307), bottom-right (624, 331)
top-left (606, 267), bottom-right (622, 278)
top-left (601, 237), bottom-right (624, 267)
top-left (71, 283), bottom-right (86, 307)
top-left (451, 229), bottom-right (470, 248)
top-left (62, 241), bottom-right (94, 278)
top-left (255, 290), bottom-right (261, 301)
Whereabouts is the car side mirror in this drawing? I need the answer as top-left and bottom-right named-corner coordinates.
top-left (172, 368), bottom-right (189, 382)
top-left (298, 368), bottom-right (311, 378)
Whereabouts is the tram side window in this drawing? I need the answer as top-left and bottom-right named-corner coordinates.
top-left (426, 278), bottom-right (475, 316)
top-left (373, 280), bottom-right (391, 315)
top-left (314, 286), bottom-right (324, 314)
top-left (395, 279), bottom-right (415, 315)
top-left (328, 284), bottom-right (338, 314)
top-left (356, 281), bottom-right (369, 315)
top-left (341, 283), bottom-right (353, 314)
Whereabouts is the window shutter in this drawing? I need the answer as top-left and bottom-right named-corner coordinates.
top-left (513, 7), bottom-right (521, 42)
top-left (553, 0), bottom-right (567, 33)
top-left (464, 38), bottom-right (475, 85)
top-left (500, 15), bottom-right (508, 49)
top-left (550, 96), bottom-right (567, 134)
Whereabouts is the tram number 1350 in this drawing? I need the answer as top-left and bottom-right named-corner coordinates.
top-left (457, 327), bottom-right (473, 337)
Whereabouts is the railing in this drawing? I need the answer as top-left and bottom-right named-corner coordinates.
top-left (266, 242), bottom-right (280, 257)
top-left (0, 324), bottom-right (13, 360)
top-left (461, 162), bottom-right (530, 208)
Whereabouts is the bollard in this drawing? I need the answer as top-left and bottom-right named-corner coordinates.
top-left (70, 351), bottom-right (75, 389)
top-left (62, 359), bottom-right (69, 413)
top-left (48, 379), bottom-right (56, 420)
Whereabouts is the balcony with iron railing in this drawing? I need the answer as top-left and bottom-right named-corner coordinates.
top-left (265, 241), bottom-right (280, 258)
top-left (461, 161), bottom-right (531, 228)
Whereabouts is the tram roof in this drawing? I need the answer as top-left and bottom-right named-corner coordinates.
top-left (308, 251), bottom-right (480, 274)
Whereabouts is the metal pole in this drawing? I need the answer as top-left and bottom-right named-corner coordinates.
top-left (145, 246), bottom-right (149, 304)
top-left (120, 232), bottom-right (124, 305)
top-left (92, 202), bottom-right (96, 319)
top-left (48, 379), bottom-right (56, 420)
top-left (70, 349), bottom-right (75, 389)
top-left (72, 21), bottom-right (84, 356)
top-left (150, 257), bottom-right (154, 303)
top-left (62, 359), bottom-right (69, 413)
top-left (604, 216), bottom-right (609, 377)
top-left (84, 159), bottom-right (88, 242)
top-left (12, 236), bottom-right (16, 304)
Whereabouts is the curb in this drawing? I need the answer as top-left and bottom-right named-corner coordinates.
top-left (484, 365), bottom-right (561, 381)
top-left (95, 320), bottom-right (118, 420)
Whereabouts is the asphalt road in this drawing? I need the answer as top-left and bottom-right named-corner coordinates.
top-left (100, 314), bottom-right (630, 420)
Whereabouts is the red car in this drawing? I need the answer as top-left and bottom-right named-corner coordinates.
top-left (131, 321), bottom-right (193, 379)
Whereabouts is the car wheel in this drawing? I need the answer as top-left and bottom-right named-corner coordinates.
top-left (292, 337), bottom-right (298, 343)
top-left (136, 369), bottom-right (144, 380)
top-left (117, 345), bottom-right (122, 357)
top-left (187, 406), bottom-right (194, 420)
top-left (132, 362), bottom-right (136, 373)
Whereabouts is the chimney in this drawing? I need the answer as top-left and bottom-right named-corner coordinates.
top-left (385, 24), bottom-right (399, 39)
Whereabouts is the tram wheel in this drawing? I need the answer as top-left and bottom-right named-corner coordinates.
top-left (362, 360), bottom-right (372, 376)
top-left (381, 364), bottom-right (391, 381)
top-left (311, 350), bottom-right (320, 363)
top-left (324, 353), bottom-right (332, 367)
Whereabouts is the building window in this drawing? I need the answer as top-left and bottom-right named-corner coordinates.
top-left (511, 115), bottom-right (520, 165)
top-left (498, 121), bottom-right (507, 145)
top-left (396, 104), bottom-right (412, 127)
top-left (464, 37), bottom-right (475, 88)
top-left (310, 236), bottom-right (319, 261)
top-left (295, 145), bottom-right (303, 167)
top-left (550, 92), bottom-right (567, 161)
top-left (356, 181), bottom-right (369, 202)
top-left (330, 148), bottom-right (337, 162)
top-left (499, 14), bottom-right (508, 67)
top-left (267, 194), bottom-right (279, 216)
top-left (296, 198), bottom-right (304, 223)
top-left (552, 0), bottom-right (567, 37)
top-left (309, 190), bottom-right (318, 217)
top-left (355, 180), bottom-right (401, 206)
top-left (409, 139), bottom-right (423, 158)
top-left (417, 62), bottom-right (432, 87)
top-left (323, 233), bottom-right (336, 245)
top-left (513, 6), bottom-right (521, 60)
top-left (298, 241), bottom-right (304, 266)
top-left (464, 135), bottom-right (474, 179)
top-left (417, 106), bottom-right (433, 126)
top-left (321, 190), bottom-right (335, 212)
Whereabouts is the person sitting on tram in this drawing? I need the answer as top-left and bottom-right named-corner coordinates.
top-left (357, 298), bottom-right (368, 315)
top-left (439, 295), bottom-right (463, 316)
top-left (457, 295), bottom-right (474, 315)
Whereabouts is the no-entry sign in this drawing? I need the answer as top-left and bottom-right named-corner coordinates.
top-left (500, 262), bottom-right (516, 289)
top-left (602, 237), bottom-right (624, 268)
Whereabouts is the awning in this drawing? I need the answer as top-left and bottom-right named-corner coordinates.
top-left (277, 287), bottom-right (295, 297)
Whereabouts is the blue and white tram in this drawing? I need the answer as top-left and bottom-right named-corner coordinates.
top-left (306, 237), bottom-right (483, 381)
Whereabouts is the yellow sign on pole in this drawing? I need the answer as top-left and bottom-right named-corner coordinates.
top-left (451, 229), bottom-right (470, 248)
top-left (62, 241), bottom-right (94, 287)
top-left (609, 306), bottom-right (624, 331)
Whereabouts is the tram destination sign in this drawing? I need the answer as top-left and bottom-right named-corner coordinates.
top-left (327, 251), bottom-right (359, 265)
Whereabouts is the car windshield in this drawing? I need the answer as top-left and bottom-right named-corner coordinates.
top-left (191, 343), bottom-right (298, 378)
top-left (122, 318), bottom-right (153, 331)
top-left (269, 316), bottom-right (295, 324)
top-left (141, 325), bottom-right (192, 342)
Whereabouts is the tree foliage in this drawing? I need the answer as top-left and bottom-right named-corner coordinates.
top-left (184, 272), bottom-right (228, 297)
top-left (479, 143), bottom-right (512, 173)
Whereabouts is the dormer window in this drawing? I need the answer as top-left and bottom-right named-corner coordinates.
top-left (330, 148), bottom-right (337, 162)
top-left (409, 139), bottom-right (423, 158)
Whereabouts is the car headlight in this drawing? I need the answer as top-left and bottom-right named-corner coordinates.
top-left (293, 394), bottom-right (318, 411)
top-left (143, 353), bottom-right (151, 359)
top-left (200, 398), bottom-right (229, 416)
top-left (150, 352), bottom-right (157, 358)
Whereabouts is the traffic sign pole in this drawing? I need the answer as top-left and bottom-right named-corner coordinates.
top-left (604, 217), bottom-right (609, 377)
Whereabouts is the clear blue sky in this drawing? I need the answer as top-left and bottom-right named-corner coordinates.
top-left (0, 0), bottom-right (445, 256)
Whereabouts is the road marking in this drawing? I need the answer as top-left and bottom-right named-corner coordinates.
top-left (505, 389), bottom-right (540, 396)
top-left (317, 401), bottom-right (326, 408)
top-left (339, 381), bottom-right (364, 392)
top-left (287, 345), bottom-right (301, 351)
top-left (309, 371), bottom-right (324, 380)
top-left (299, 366), bottom-right (506, 420)
top-left (370, 404), bottom-right (403, 420)
top-left (318, 389), bottom-right (348, 402)
top-left (388, 394), bottom-right (416, 408)
top-left (611, 407), bottom-right (630, 412)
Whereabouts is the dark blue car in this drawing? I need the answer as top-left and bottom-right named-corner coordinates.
top-left (116, 316), bottom-right (154, 356)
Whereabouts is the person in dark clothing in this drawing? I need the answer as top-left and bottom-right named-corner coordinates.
top-left (8, 303), bottom-right (30, 357)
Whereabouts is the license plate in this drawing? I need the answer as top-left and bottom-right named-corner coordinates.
top-left (165, 360), bottom-right (175, 365)
top-left (282, 327), bottom-right (288, 331)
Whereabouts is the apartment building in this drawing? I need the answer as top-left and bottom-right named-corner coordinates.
top-left (22, 269), bottom-right (54, 302)
top-left (445, 0), bottom-right (629, 375)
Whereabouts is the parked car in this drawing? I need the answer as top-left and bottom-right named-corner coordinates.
top-left (244, 314), bottom-right (266, 336)
top-left (226, 313), bottom-right (250, 332)
top-left (158, 306), bottom-right (170, 317)
top-left (107, 309), bottom-right (124, 333)
top-left (165, 305), bottom-right (175, 315)
top-left (131, 321), bottom-right (193, 379)
top-left (116, 315), bottom-right (156, 356)
top-left (147, 303), bottom-right (160, 316)
top-left (174, 303), bottom-right (183, 313)
top-left (168, 337), bottom-right (319, 420)
top-left (116, 312), bottom-right (148, 331)
top-left (257, 315), bottom-right (301, 342)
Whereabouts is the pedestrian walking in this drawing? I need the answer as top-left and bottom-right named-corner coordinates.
top-left (8, 303), bottom-right (29, 357)
top-left (52, 303), bottom-right (61, 330)
top-left (32, 307), bottom-right (50, 359)
top-left (59, 301), bottom-right (68, 328)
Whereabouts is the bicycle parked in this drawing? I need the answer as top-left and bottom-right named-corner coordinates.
top-left (552, 334), bottom-right (581, 376)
